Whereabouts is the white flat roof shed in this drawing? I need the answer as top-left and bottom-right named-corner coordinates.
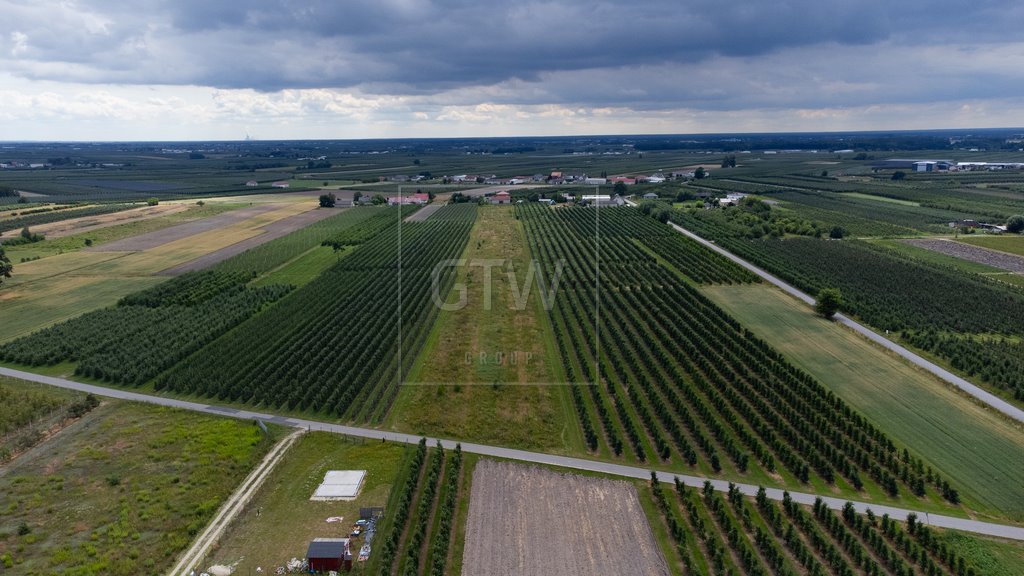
top-left (311, 470), bottom-right (367, 501)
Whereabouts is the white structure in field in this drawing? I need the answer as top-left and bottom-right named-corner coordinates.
top-left (311, 470), bottom-right (367, 501)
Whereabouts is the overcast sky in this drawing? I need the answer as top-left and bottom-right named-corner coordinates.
top-left (2, 0), bottom-right (1023, 141)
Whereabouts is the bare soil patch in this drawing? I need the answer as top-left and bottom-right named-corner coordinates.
top-left (157, 207), bottom-right (342, 275)
top-left (461, 460), bottom-right (669, 576)
top-left (905, 238), bottom-right (1024, 274)
top-left (88, 204), bottom-right (280, 252)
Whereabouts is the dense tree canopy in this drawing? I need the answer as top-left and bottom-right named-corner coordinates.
top-left (815, 287), bottom-right (842, 318)
top-left (0, 247), bottom-right (11, 286)
top-left (1007, 214), bottom-right (1024, 234)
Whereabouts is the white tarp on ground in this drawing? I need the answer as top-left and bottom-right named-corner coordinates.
top-left (311, 470), bottom-right (367, 500)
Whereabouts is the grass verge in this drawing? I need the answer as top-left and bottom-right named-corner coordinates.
top-left (703, 282), bottom-right (1024, 522)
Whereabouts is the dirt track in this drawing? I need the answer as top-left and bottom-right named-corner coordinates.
top-left (905, 238), bottom-right (1024, 274)
top-left (88, 204), bottom-right (281, 252)
top-left (168, 429), bottom-right (305, 576)
top-left (461, 460), bottom-right (669, 576)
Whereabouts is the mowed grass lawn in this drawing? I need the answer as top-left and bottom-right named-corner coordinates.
top-left (207, 433), bottom-right (407, 575)
top-left (0, 394), bottom-right (279, 575)
top-left (388, 205), bottom-right (581, 453)
top-left (959, 234), bottom-right (1024, 257)
top-left (703, 283), bottom-right (1024, 523)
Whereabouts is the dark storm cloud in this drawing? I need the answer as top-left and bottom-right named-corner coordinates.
top-left (2, 0), bottom-right (1023, 107)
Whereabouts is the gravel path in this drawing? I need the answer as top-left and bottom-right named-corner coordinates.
top-left (3, 366), bottom-right (1022, 541)
top-left (462, 460), bottom-right (669, 576)
top-left (905, 238), bottom-right (1024, 273)
top-left (667, 221), bottom-right (1024, 424)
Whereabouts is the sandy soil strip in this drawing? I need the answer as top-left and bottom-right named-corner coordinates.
top-left (157, 207), bottom-right (344, 275)
top-left (88, 204), bottom-right (281, 252)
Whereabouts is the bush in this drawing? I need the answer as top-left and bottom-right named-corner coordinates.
top-left (146, 197), bottom-right (159, 206)
top-left (318, 193), bottom-right (337, 208)
top-left (1007, 215), bottom-right (1024, 234)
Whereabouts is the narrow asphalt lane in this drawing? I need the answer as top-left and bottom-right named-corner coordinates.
top-left (667, 221), bottom-right (1024, 424)
top-left (3, 366), bottom-right (1022, 541)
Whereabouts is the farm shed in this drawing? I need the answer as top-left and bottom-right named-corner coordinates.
top-left (490, 191), bottom-right (511, 204)
top-left (306, 538), bottom-right (351, 572)
top-left (271, 181), bottom-right (290, 188)
top-left (642, 192), bottom-right (659, 200)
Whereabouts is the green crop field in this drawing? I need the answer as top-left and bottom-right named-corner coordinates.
top-left (0, 384), bottom-right (280, 576)
top-left (703, 283), bottom-right (1024, 521)
top-left (959, 234), bottom-right (1024, 257)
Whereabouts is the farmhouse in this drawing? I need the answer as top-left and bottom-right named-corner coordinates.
top-left (306, 538), bottom-right (352, 572)
top-left (245, 180), bottom-right (259, 187)
top-left (642, 192), bottom-right (659, 200)
top-left (271, 181), bottom-right (290, 188)
top-left (719, 192), bottom-right (747, 206)
top-left (491, 191), bottom-right (511, 204)
top-left (388, 193), bottom-right (430, 206)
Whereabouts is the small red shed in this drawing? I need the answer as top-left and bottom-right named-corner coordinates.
top-left (306, 538), bottom-right (351, 572)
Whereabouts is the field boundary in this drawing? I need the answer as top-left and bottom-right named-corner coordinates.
top-left (666, 221), bottom-right (1024, 423)
top-left (167, 428), bottom-right (305, 576)
top-left (3, 366), bottom-right (1022, 541)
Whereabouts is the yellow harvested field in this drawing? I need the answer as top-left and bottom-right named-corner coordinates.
top-left (0, 201), bottom-right (319, 342)
top-left (0, 203), bottom-right (188, 240)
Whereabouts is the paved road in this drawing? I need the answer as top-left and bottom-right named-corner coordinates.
top-left (668, 222), bottom-right (1024, 424)
top-left (3, 366), bottom-right (1022, 541)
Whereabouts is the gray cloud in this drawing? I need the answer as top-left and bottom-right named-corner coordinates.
top-left (2, 0), bottom-right (1023, 115)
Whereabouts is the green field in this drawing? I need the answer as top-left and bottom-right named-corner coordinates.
top-left (207, 433), bottom-right (407, 575)
top-left (0, 388), bottom-right (280, 575)
top-left (703, 283), bottom-right (1024, 521)
top-left (251, 245), bottom-right (347, 288)
top-left (842, 192), bottom-right (922, 206)
top-left (959, 234), bottom-right (1024, 257)
top-left (388, 205), bottom-right (579, 453)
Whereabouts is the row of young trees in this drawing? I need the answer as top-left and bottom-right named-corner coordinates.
top-left (0, 202), bottom-right (138, 234)
top-left (647, 473), bottom-right (978, 576)
top-left (156, 204), bottom-right (478, 422)
top-left (517, 203), bottom-right (962, 505)
top-left (372, 440), bottom-right (464, 576)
